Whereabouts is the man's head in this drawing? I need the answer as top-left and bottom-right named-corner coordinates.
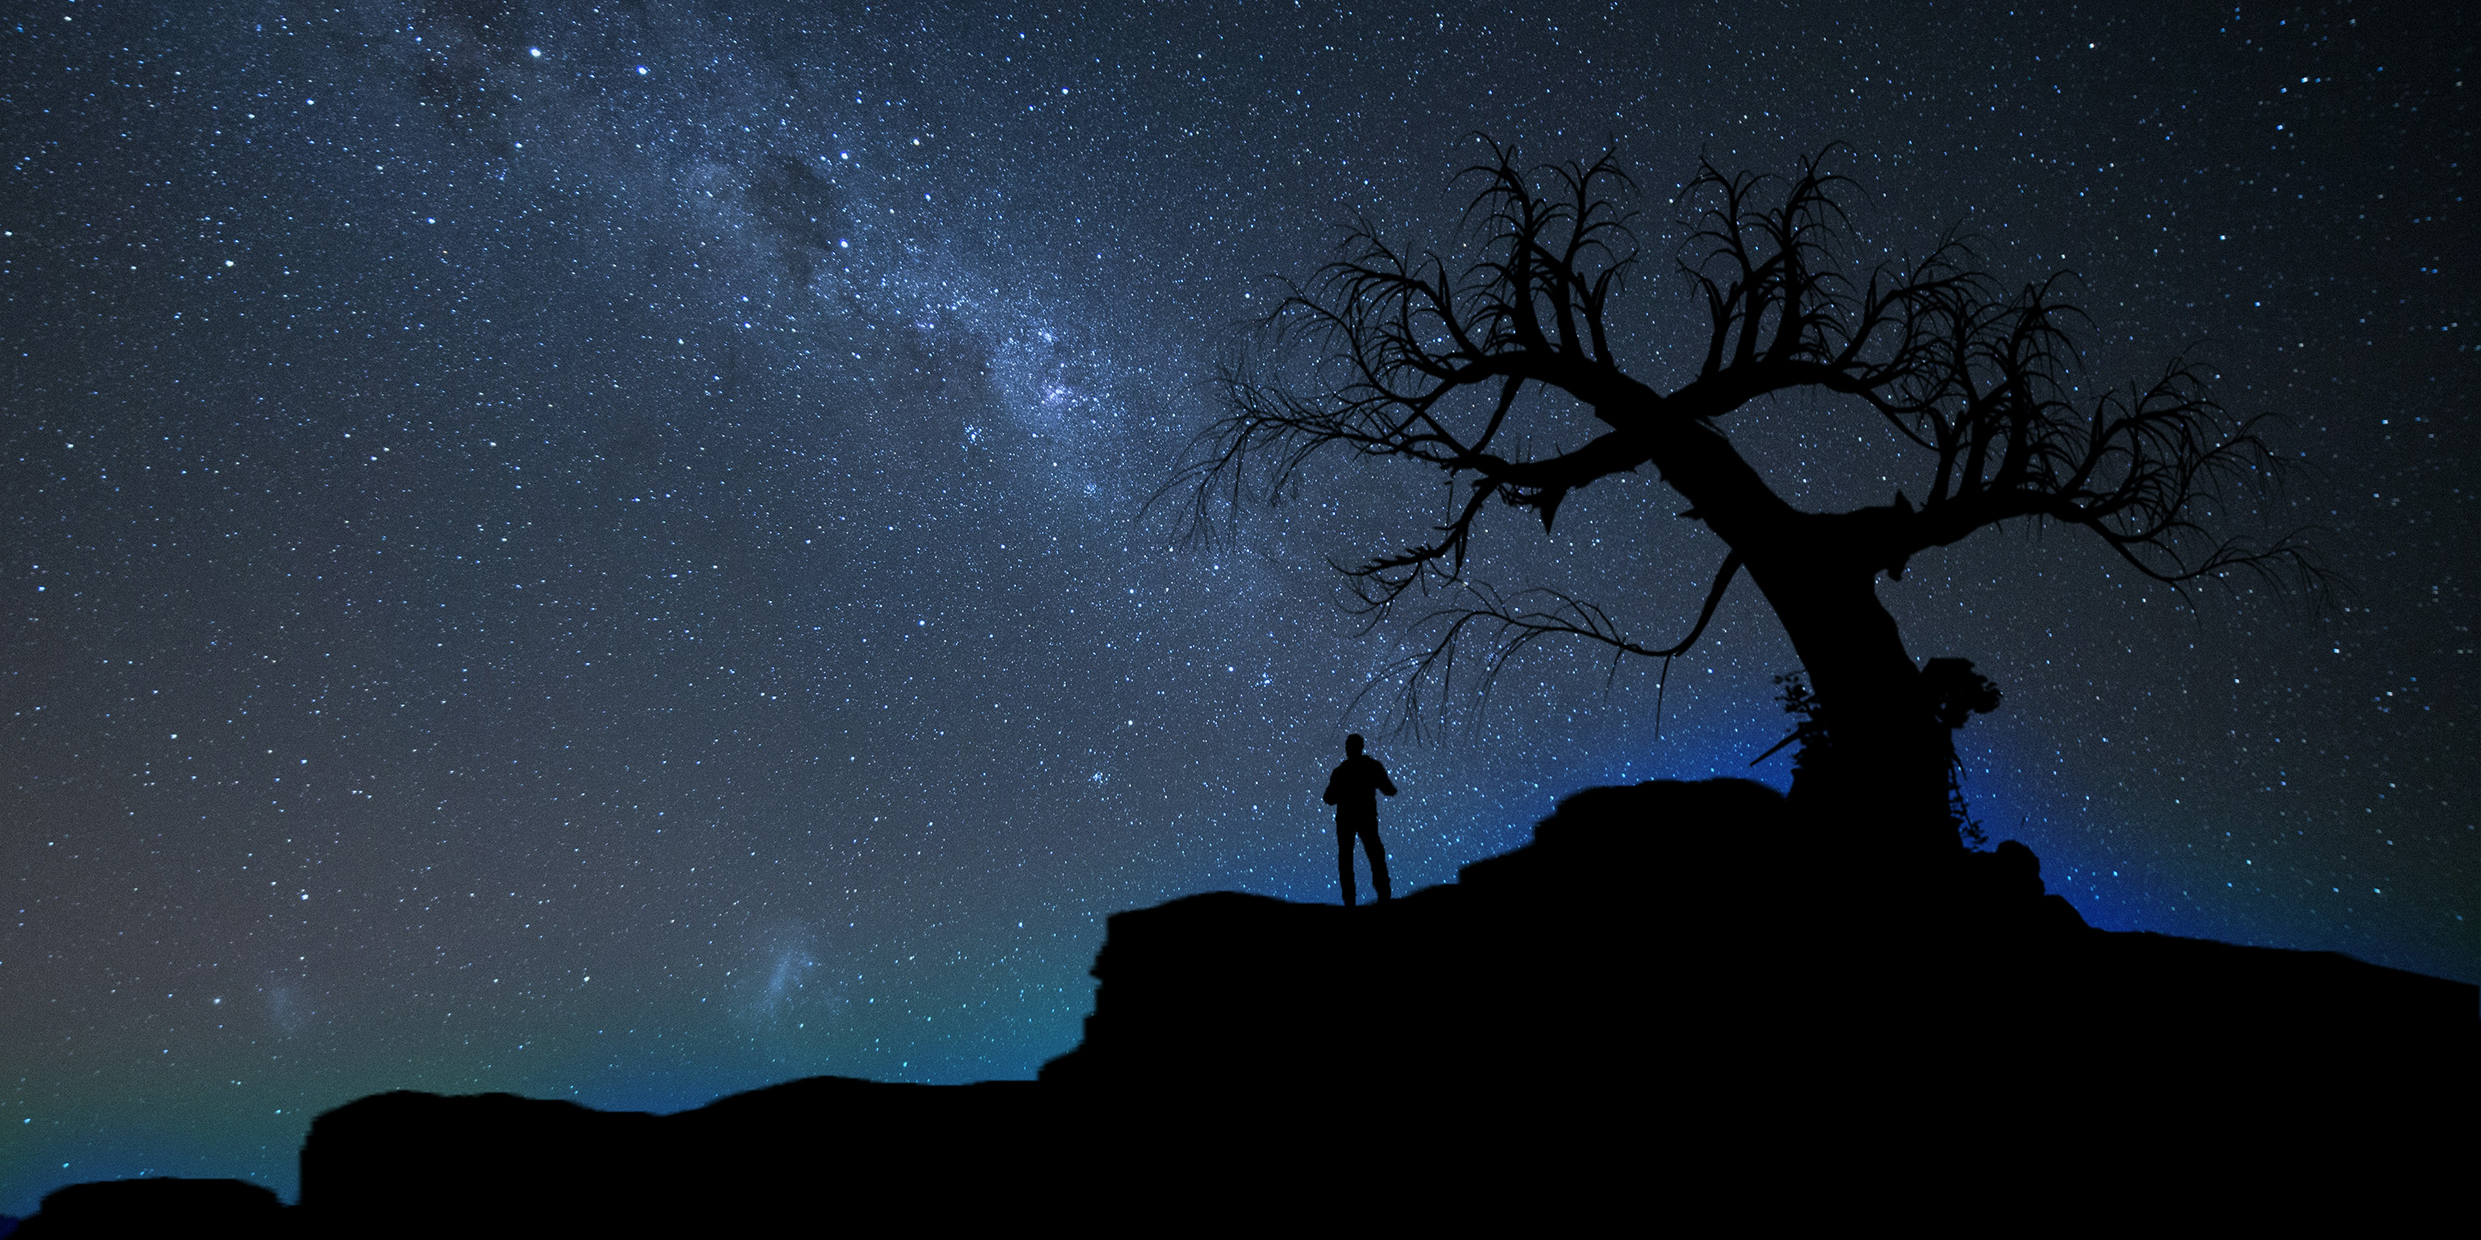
top-left (1345, 733), bottom-right (1364, 757)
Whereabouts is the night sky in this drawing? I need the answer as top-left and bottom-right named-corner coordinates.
top-left (5, 0), bottom-right (2475, 1209)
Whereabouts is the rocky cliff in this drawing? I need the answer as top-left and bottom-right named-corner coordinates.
top-left (21, 779), bottom-right (2476, 1234)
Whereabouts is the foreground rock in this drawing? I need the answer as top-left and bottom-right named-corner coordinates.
top-left (26, 780), bottom-right (2477, 1232)
top-left (1052, 778), bottom-right (2474, 1110)
top-left (11, 1178), bottom-right (285, 1238)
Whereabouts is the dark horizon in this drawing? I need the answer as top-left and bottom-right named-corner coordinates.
top-left (5, 0), bottom-right (2475, 1211)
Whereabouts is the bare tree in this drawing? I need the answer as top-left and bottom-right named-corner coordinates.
top-left (1175, 141), bottom-right (2325, 865)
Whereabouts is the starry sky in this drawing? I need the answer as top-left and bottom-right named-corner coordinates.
top-left (4, 0), bottom-right (2475, 1209)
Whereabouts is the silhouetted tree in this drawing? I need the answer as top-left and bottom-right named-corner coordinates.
top-left (1177, 142), bottom-right (2325, 866)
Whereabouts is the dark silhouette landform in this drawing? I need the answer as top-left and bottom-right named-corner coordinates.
top-left (19, 779), bottom-right (2476, 1234)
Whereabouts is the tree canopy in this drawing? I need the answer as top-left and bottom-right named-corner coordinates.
top-left (1176, 141), bottom-right (2326, 862)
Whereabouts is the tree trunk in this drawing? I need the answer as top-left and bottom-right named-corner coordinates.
top-left (1741, 545), bottom-right (1956, 872)
top-left (1634, 415), bottom-right (1956, 871)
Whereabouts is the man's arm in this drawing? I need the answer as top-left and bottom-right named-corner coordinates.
top-left (1322, 768), bottom-right (1340, 805)
top-left (1376, 762), bottom-right (1397, 797)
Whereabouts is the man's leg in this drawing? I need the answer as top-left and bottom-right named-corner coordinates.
top-left (1336, 823), bottom-right (1358, 907)
top-left (1360, 822), bottom-right (1391, 902)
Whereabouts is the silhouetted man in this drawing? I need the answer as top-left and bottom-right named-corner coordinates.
top-left (1321, 733), bottom-right (1396, 905)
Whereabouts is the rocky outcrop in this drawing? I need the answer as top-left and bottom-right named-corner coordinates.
top-left (25, 779), bottom-right (2478, 1232)
top-left (291, 1078), bottom-right (1055, 1234)
top-left (1042, 777), bottom-right (1805, 1099)
top-left (1050, 778), bottom-right (2475, 1106)
top-left (10, 1178), bottom-right (285, 1238)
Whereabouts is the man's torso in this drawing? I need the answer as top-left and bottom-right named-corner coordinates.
top-left (1325, 755), bottom-right (1392, 818)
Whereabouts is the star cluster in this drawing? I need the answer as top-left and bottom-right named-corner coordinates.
top-left (4, 0), bottom-right (2474, 1208)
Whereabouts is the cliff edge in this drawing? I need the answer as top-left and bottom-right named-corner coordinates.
top-left (23, 780), bottom-right (2475, 1233)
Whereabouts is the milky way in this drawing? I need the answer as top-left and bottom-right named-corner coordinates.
top-left (5, 1), bottom-right (2474, 1208)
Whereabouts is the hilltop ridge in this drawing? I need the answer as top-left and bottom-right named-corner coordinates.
top-left (18, 779), bottom-right (2475, 1234)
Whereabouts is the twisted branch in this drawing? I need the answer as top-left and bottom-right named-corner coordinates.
top-left (1162, 137), bottom-right (2336, 727)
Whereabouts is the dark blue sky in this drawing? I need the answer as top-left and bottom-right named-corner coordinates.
top-left (5, 0), bottom-right (2474, 1209)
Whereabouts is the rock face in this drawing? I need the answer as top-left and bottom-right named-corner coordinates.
top-left (11, 1178), bottom-right (285, 1238)
top-left (1050, 778), bottom-right (2476, 1111)
top-left (294, 1077), bottom-right (1056, 1234)
top-left (26, 779), bottom-right (2480, 1232)
top-left (1043, 777), bottom-right (1801, 1101)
